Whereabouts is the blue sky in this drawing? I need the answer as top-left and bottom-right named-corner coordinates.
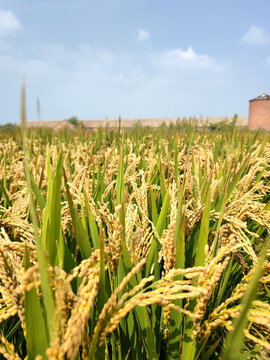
top-left (0, 0), bottom-right (270, 124)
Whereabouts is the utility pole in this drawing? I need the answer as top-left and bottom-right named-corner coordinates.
top-left (37, 96), bottom-right (41, 121)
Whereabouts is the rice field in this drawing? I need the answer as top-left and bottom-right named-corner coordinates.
top-left (0, 115), bottom-right (270, 359)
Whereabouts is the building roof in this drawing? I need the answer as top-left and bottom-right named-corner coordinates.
top-left (250, 93), bottom-right (270, 101)
top-left (53, 120), bottom-right (76, 130)
top-left (25, 120), bottom-right (59, 128)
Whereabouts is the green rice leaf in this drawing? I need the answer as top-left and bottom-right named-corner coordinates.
top-left (29, 171), bottom-right (46, 211)
top-left (24, 247), bottom-right (49, 360)
top-left (194, 183), bottom-right (211, 267)
top-left (149, 182), bottom-right (158, 226)
top-left (83, 189), bottom-right (100, 249)
top-left (222, 238), bottom-right (270, 360)
top-left (63, 168), bottom-right (91, 259)
top-left (0, 180), bottom-right (11, 207)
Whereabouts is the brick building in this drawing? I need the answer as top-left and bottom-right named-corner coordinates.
top-left (248, 93), bottom-right (270, 131)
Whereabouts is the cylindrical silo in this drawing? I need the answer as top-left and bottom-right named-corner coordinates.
top-left (248, 93), bottom-right (270, 131)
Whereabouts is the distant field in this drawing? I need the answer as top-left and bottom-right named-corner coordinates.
top-left (25, 115), bottom-right (248, 129)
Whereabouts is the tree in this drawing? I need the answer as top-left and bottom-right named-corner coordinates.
top-left (67, 116), bottom-right (79, 126)
top-left (0, 123), bottom-right (18, 133)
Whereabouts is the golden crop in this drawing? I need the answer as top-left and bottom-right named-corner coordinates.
top-left (0, 124), bottom-right (269, 359)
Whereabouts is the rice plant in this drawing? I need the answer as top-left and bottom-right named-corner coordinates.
top-left (0, 95), bottom-right (269, 359)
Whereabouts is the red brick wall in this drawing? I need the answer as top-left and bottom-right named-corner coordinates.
top-left (248, 100), bottom-right (270, 130)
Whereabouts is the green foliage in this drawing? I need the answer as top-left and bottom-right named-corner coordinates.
top-left (66, 116), bottom-right (79, 126)
top-left (208, 115), bottom-right (238, 132)
top-left (0, 122), bottom-right (18, 133)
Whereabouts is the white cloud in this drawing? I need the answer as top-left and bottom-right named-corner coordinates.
top-left (0, 10), bottom-right (20, 37)
top-left (137, 29), bottom-right (150, 41)
top-left (154, 46), bottom-right (228, 72)
top-left (161, 46), bottom-right (212, 66)
top-left (242, 26), bottom-right (270, 45)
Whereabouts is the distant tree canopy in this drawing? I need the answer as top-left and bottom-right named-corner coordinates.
top-left (67, 116), bottom-right (79, 126)
top-left (208, 114), bottom-right (238, 132)
top-left (0, 123), bottom-right (18, 133)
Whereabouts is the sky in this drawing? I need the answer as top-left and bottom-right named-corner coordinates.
top-left (0, 0), bottom-right (270, 124)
